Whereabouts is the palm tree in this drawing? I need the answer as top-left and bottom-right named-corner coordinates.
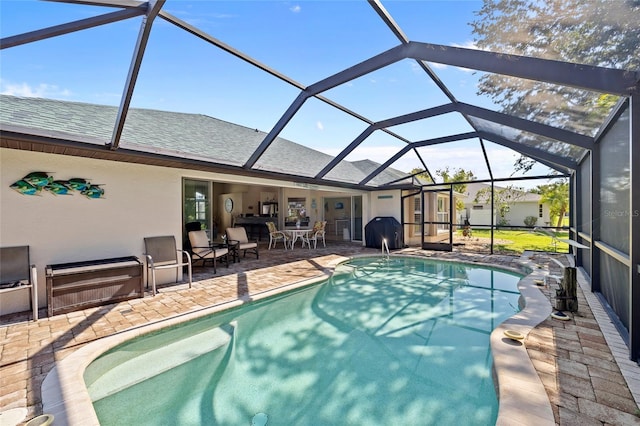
top-left (537, 181), bottom-right (569, 231)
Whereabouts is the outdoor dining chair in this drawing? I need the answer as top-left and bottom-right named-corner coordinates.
top-left (188, 230), bottom-right (229, 273)
top-left (143, 236), bottom-right (192, 296)
top-left (266, 221), bottom-right (289, 250)
top-left (225, 227), bottom-right (259, 259)
top-left (302, 221), bottom-right (327, 249)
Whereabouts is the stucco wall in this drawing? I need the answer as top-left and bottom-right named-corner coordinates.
top-left (1, 148), bottom-right (184, 315)
top-left (1, 148), bottom-right (385, 315)
top-left (370, 190), bottom-right (401, 219)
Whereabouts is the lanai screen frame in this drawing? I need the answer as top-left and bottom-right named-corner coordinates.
top-left (1, 0), bottom-right (639, 361)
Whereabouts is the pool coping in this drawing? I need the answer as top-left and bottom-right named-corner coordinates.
top-left (41, 254), bottom-right (554, 426)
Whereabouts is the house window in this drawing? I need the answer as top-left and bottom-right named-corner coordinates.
top-left (436, 195), bottom-right (449, 231)
top-left (539, 204), bottom-right (543, 218)
top-left (473, 205), bottom-right (484, 210)
top-left (413, 196), bottom-right (421, 236)
top-left (184, 179), bottom-right (210, 224)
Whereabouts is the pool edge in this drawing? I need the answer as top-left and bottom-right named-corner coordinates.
top-left (41, 253), bottom-right (555, 426)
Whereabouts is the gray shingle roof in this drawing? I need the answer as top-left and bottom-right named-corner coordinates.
top-left (464, 182), bottom-right (541, 203)
top-left (0, 95), bottom-right (410, 187)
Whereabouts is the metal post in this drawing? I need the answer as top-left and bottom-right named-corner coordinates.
top-left (630, 94), bottom-right (640, 362)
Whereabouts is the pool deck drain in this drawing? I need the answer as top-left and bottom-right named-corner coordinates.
top-left (1, 242), bottom-right (639, 425)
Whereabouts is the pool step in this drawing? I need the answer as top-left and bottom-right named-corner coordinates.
top-left (86, 322), bottom-right (235, 401)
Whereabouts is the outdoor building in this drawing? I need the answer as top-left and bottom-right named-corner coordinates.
top-left (463, 182), bottom-right (552, 228)
top-left (0, 0), bottom-right (637, 364)
top-left (0, 1), bottom-right (639, 423)
top-left (0, 95), bottom-right (408, 316)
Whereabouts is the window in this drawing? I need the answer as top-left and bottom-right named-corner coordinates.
top-left (184, 179), bottom-right (210, 223)
top-left (473, 205), bottom-right (484, 210)
top-left (539, 204), bottom-right (543, 218)
top-left (287, 198), bottom-right (306, 218)
top-left (413, 196), bottom-right (421, 236)
top-left (413, 196), bottom-right (422, 223)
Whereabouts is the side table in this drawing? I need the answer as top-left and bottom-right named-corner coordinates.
top-left (212, 239), bottom-right (239, 264)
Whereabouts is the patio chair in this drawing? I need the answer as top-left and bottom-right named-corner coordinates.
top-left (0, 245), bottom-right (38, 320)
top-left (144, 236), bottom-right (192, 296)
top-left (184, 221), bottom-right (202, 252)
top-left (226, 227), bottom-right (259, 259)
top-left (266, 221), bottom-right (289, 250)
top-left (302, 221), bottom-right (327, 249)
top-left (188, 230), bottom-right (229, 272)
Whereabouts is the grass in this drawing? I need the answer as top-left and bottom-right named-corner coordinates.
top-left (458, 228), bottom-right (570, 254)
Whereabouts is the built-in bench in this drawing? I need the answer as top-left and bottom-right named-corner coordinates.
top-left (46, 256), bottom-right (143, 316)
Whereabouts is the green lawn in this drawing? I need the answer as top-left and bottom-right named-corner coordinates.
top-left (458, 228), bottom-right (570, 254)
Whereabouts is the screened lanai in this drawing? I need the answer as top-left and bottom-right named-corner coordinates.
top-left (1, 1), bottom-right (639, 360)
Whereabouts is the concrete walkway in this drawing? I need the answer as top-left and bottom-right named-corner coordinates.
top-left (1, 243), bottom-right (639, 425)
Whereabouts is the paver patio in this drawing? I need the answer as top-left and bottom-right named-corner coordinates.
top-left (1, 242), bottom-right (638, 425)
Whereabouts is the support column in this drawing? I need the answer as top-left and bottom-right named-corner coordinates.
top-left (591, 135), bottom-right (601, 293)
top-left (630, 94), bottom-right (639, 362)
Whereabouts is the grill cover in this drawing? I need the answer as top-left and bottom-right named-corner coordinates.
top-left (364, 216), bottom-right (403, 249)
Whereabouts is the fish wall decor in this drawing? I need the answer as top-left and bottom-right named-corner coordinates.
top-left (10, 172), bottom-right (105, 199)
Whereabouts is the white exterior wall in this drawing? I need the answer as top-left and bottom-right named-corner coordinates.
top-left (467, 208), bottom-right (494, 226)
top-left (369, 190), bottom-right (402, 221)
top-left (1, 148), bottom-right (376, 315)
top-left (506, 201), bottom-right (542, 226)
top-left (466, 201), bottom-right (550, 227)
top-left (1, 149), bottom-right (186, 315)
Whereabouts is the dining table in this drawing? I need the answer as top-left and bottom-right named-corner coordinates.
top-left (287, 228), bottom-right (312, 249)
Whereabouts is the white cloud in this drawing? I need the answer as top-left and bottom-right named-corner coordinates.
top-left (452, 40), bottom-right (480, 50)
top-left (429, 62), bottom-right (448, 70)
top-left (0, 80), bottom-right (71, 98)
top-left (316, 121), bottom-right (324, 131)
top-left (290, 5), bottom-right (301, 13)
top-left (422, 41), bottom-right (480, 73)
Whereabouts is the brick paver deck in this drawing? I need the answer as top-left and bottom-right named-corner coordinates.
top-left (1, 242), bottom-right (638, 425)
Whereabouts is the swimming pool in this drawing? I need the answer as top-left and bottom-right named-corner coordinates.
top-left (83, 256), bottom-right (523, 425)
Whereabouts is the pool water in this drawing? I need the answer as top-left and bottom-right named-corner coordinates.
top-left (85, 257), bottom-right (522, 425)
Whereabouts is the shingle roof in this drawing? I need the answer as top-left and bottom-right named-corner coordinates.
top-left (464, 182), bottom-right (541, 203)
top-left (0, 95), bottom-right (410, 187)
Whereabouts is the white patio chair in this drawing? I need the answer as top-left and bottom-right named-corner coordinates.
top-left (266, 221), bottom-right (289, 250)
top-left (302, 221), bottom-right (327, 249)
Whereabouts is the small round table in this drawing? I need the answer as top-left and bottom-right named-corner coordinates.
top-left (211, 239), bottom-right (239, 263)
top-left (288, 228), bottom-right (311, 249)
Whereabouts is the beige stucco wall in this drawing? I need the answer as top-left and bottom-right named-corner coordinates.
top-left (1, 148), bottom-right (393, 315)
top-left (369, 190), bottom-right (401, 219)
top-left (1, 148), bottom-right (186, 315)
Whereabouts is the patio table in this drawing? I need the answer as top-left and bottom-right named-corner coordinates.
top-left (287, 228), bottom-right (312, 249)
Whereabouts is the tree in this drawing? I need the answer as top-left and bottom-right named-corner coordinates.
top-left (532, 180), bottom-right (569, 230)
top-left (412, 167), bottom-right (475, 192)
top-left (410, 168), bottom-right (433, 184)
top-left (474, 185), bottom-right (526, 226)
top-left (412, 167), bottom-right (475, 221)
top-left (435, 167), bottom-right (476, 194)
top-left (470, 0), bottom-right (640, 172)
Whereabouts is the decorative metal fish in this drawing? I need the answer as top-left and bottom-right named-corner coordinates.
top-left (23, 172), bottom-right (53, 188)
top-left (66, 178), bottom-right (92, 191)
top-left (81, 185), bottom-right (105, 199)
top-left (44, 180), bottom-right (72, 195)
top-left (10, 179), bottom-right (41, 195)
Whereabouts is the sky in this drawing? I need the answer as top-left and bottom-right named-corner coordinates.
top-left (0, 0), bottom-right (554, 185)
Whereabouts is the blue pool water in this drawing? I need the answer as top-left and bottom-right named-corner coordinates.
top-left (85, 257), bottom-right (522, 425)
